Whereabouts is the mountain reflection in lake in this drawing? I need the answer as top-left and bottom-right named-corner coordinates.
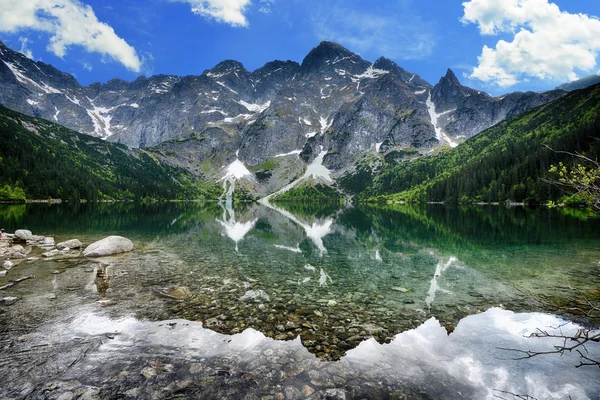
top-left (0, 202), bottom-right (599, 399)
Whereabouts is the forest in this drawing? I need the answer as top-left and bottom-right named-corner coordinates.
top-left (359, 84), bottom-right (600, 206)
top-left (0, 106), bottom-right (207, 202)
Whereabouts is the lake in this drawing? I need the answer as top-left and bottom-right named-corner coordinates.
top-left (0, 202), bottom-right (599, 399)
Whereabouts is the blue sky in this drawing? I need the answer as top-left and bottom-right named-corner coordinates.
top-left (1, 0), bottom-right (600, 95)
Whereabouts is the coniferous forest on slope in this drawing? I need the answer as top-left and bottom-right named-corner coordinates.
top-left (0, 106), bottom-right (213, 202)
top-left (354, 84), bottom-right (600, 205)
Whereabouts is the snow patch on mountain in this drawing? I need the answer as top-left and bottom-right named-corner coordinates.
top-left (237, 100), bottom-right (271, 113)
top-left (426, 91), bottom-right (458, 148)
top-left (355, 65), bottom-right (389, 80)
top-left (319, 117), bottom-right (333, 134)
top-left (274, 150), bottom-right (302, 158)
top-left (219, 151), bottom-right (255, 202)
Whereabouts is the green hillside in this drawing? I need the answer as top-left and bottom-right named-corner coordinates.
top-left (359, 84), bottom-right (600, 204)
top-left (0, 106), bottom-right (216, 202)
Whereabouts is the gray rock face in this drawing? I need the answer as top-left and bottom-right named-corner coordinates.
top-left (83, 236), bottom-right (134, 257)
top-left (0, 40), bottom-right (566, 184)
top-left (430, 69), bottom-right (566, 141)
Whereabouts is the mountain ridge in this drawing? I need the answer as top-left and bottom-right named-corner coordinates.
top-left (0, 40), bottom-right (570, 200)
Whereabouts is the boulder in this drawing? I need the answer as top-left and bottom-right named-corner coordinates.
top-left (3, 261), bottom-right (14, 269)
top-left (42, 249), bottom-right (60, 258)
top-left (83, 236), bottom-right (134, 257)
top-left (56, 239), bottom-right (83, 250)
top-left (41, 237), bottom-right (55, 246)
top-left (14, 230), bottom-right (32, 241)
top-left (0, 270), bottom-right (6, 277)
top-left (11, 245), bottom-right (25, 254)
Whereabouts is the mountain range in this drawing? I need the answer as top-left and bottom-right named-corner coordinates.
top-left (0, 40), bottom-right (594, 201)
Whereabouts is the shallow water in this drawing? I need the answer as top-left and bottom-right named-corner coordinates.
top-left (0, 202), bottom-right (599, 399)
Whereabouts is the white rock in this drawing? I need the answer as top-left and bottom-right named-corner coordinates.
top-left (42, 249), bottom-right (60, 258)
top-left (0, 270), bottom-right (6, 277)
top-left (14, 230), bottom-right (32, 241)
top-left (0, 297), bottom-right (17, 305)
top-left (10, 245), bottom-right (25, 254)
top-left (239, 289), bottom-right (270, 302)
top-left (3, 261), bottom-right (14, 270)
top-left (56, 239), bottom-right (83, 250)
top-left (83, 236), bottom-right (134, 257)
top-left (42, 237), bottom-right (55, 246)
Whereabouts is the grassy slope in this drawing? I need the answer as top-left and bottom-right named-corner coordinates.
top-left (0, 106), bottom-right (212, 201)
top-left (364, 84), bottom-right (600, 203)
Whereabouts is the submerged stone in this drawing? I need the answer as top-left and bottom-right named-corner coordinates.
top-left (166, 287), bottom-right (193, 300)
top-left (83, 236), bottom-right (134, 257)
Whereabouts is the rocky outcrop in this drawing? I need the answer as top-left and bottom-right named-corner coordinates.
top-left (0, 244), bottom-right (27, 261)
top-left (83, 236), bottom-right (134, 257)
top-left (430, 69), bottom-right (565, 141)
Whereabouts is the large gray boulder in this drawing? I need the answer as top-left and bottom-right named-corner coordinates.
top-left (56, 239), bottom-right (83, 250)
top-left (83, 236), bottom-right (134, 257)
top-left (14, 230), bottom-right (32, 241)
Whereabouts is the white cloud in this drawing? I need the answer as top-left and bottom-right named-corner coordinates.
top-left (173, 0), bottom-right (252, 27)
top-left (462, 0), bottom-right (600, 87)
top-left (258, 0), bottom-right (275, 14)
top-left (0, 0), bottom-right (141, 72)
top-left (313, 5), bottom-right (435, 61)
top-left (82, 62), bottom-right (92, 71)
top-left (19, 36), bottom-right (33, 60)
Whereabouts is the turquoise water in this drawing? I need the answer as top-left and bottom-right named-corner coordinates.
top-left (0, 202), bottom-right (599, 398)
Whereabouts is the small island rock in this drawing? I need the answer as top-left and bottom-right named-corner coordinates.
top-left (83, 236), bottom-right (134, 257)
top-left (56, 239), bottom-right (83, 250)
top-left (14, 230), bottom-right (33, 241)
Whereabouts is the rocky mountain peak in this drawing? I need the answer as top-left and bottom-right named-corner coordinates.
top-left (207, 60), bottom-right (248, 76)
top-left (442, 68), bottom-right (460, 85)
top-left (300, 41), bottom-right (364, 74)
top-left (373, 57), bottom-right (431, 89)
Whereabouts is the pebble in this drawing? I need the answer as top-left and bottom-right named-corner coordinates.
top-left (284, 386), bottom-right (302, 399)
top-left (301, 385), bottom-right (315, 397)
top-left (0, 270), bottom-right (5, 276)
top-left (3, 261), bottom-right (14, 269)
top-left (0, 297), bottom-right (18, 305)
top-left (391, 287), bottom-right (410, 293)
top-left (140, 367), bottom-right (157, 379)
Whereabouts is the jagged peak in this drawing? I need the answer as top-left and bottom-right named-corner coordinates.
top-left (442, 68), bottom-right (461, 85)
top-left (300, 41), bottom-right (359, 72)
top-left (209, 60), bottom-right (247, 74)
top-left (373, 57), bottom-right (396, 69)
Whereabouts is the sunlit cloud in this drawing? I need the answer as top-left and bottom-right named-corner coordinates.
top-left (462, 0), bottom-right (600, 87)
top-left (0, 0), bottom-right (141, 72)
